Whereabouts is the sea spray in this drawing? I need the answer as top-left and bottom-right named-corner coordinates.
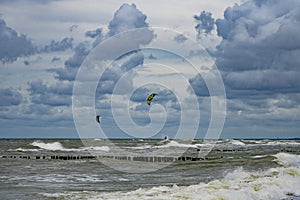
top-left (30, 141), bottom-right (110, 152)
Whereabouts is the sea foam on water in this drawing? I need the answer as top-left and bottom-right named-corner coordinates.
top-left (48, 152), bottom-right (300, 200)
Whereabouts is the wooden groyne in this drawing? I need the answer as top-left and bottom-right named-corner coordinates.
top-left (1, 155), bottom-right (218, 162)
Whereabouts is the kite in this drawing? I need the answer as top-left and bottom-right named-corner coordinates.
top-left (147, 93), bottom-right (157, 105)
top-left (96, 115), bottom-right (100, 124)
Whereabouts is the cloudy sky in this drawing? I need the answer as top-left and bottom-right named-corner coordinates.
top-left (1, 0), bottom-right (300, 139)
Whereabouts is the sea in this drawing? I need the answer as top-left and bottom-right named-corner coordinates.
top-left (0, 138), bottom-right (300, 200)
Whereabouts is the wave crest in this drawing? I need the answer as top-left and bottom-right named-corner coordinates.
top-left (274, 152), bottom-right (300, 167)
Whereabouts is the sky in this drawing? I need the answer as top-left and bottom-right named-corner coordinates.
top-left (0, 0), bottom-right (300, 139)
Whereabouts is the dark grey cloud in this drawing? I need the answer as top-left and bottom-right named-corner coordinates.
top-left (188, 0), bottom-right (300, 133)
top-left (69, 24), bottom-right (78, 32)
top-left (51, 42), bottom-right (90, 81)
top-left (120, 51), bottom-right (144, 71)
top-left (29, 2), bottom-right (152, 112)
top-left (94, 3), bottom-right (153, 95)
top-left (147, 53), bottom-right (157, 60)
top-left (85, 28), bottom-right (102, 39)
top-left (224, 70), bottom-right (300, 93)
top-left (86, 28), bottom-right (103, 48)
top-left (188, 74), bottom-right (209, 97)
top-left (0, 18), bottom-right (73, 63)
top-left (0, 88), bottom-right (22, 106)
top-left (174, 34), bottom-right (187, 43)
top-left (214, 0), bottom-right (300, 98)
top-left (215, 0), bottom-right (300, 72)
top-left (0, 19), bottom-right (35, 63)
top-left (51, 56), bottom-right (60, 63)
top-left (28, 80), bottom-right (72, 106)
top-left (42, 37), bottom-right (73, 53)
top-left (97, 52), bottom-right (144, 95)
top-left (23, 60), bottom-right (30, 66)
top-left (194, 11), bottom-right (215, 37)
top-left (191, 0), bottom-right (300, 98)
top-left (53, 3), bottom-right (151, 83)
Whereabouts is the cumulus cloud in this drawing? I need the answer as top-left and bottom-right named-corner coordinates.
top-left (188, 0), bottom-right (300, 131)
top-left (107, 3), bottom-right (148, 37)
top-left (51, 42), bottom-right (90, 81)
top-left (191, 0), bottom-right (300, 96)
top-left (91, 3), bottom-right (151, 49)
top-left (93, 3), bottom-right (153, 95)
top-left (42, 37), bottom-right (74, 53)
top-left (86, 28), bottom-right (103, 48)
top-left (30, 3), bottom-right (152, 110)
top-left (213, 0), bottom-right (300, 97)
top-left (0, 19), bottom-right (35, 63)
top-left (0, 88), bottom-right (22, 106)
top-left (194, 11), bottom-right (215, 37)
top-left (0, 18), bottom-right (72, 63)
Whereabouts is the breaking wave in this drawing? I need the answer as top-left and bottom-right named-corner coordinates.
top-left (40, 162), bottom-right (300, 200)
top-left (31, 141), bottom-right (65, 151)
top-left (28, 141), bottom-right (110, 152)
top-left (274, 152), bottom-right (300, 167)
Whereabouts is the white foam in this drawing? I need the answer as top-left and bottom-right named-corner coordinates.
top-left (30, 141), bottom-right (110, 152)
top-left (31, 141), bottom-right (66, 151)
top-left (126, 145), bottom-right (152, 150)
top-left (251, 155), bottom-right (268, 159)
top-left (274, 152), bottom-right (300, 167)
top-left (265, 140), bottom-right (300, 146)
top-left (8, 148), bottom-right (39, 152)
top-left (85, 146), bottom-right (110, 152)
top-left (229, 140), bottom-right (246, 146)
top-left (153, 141), bottom-right (200, 149)
top-left (49, 166), bottom-right (300, 200)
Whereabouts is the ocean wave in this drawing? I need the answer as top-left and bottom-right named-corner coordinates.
top-left (84, 146), bottom-right (110, 152)
top-left (251, 155), bottom-right (268, 159)
top-left (8, 148), bottom-right (39, 152)
top-left (265, 141), bottom-right (300, 146)
top-left (125, 141), bottom-right (204, 150)
top-left (229, 140), bottom-right (246, 146)
top-left (125, 145), bottom-right (152, 150)
top-left (39, 166), bottom-right (300, 200)
top-left (31, 141), bottom-right (65, 151)
top-left (153, 141), bottom-right (201, 149)
top-left (30, 141), bottom-right (110, 152)
top-left (274, 152), bottom-right (300, 167)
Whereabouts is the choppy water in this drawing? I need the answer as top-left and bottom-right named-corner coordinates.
top-left (0, 139), bottom-right (300, 200)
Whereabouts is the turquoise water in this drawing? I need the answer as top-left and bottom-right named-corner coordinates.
top-left (0, 139), bottom-right (300, 199)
